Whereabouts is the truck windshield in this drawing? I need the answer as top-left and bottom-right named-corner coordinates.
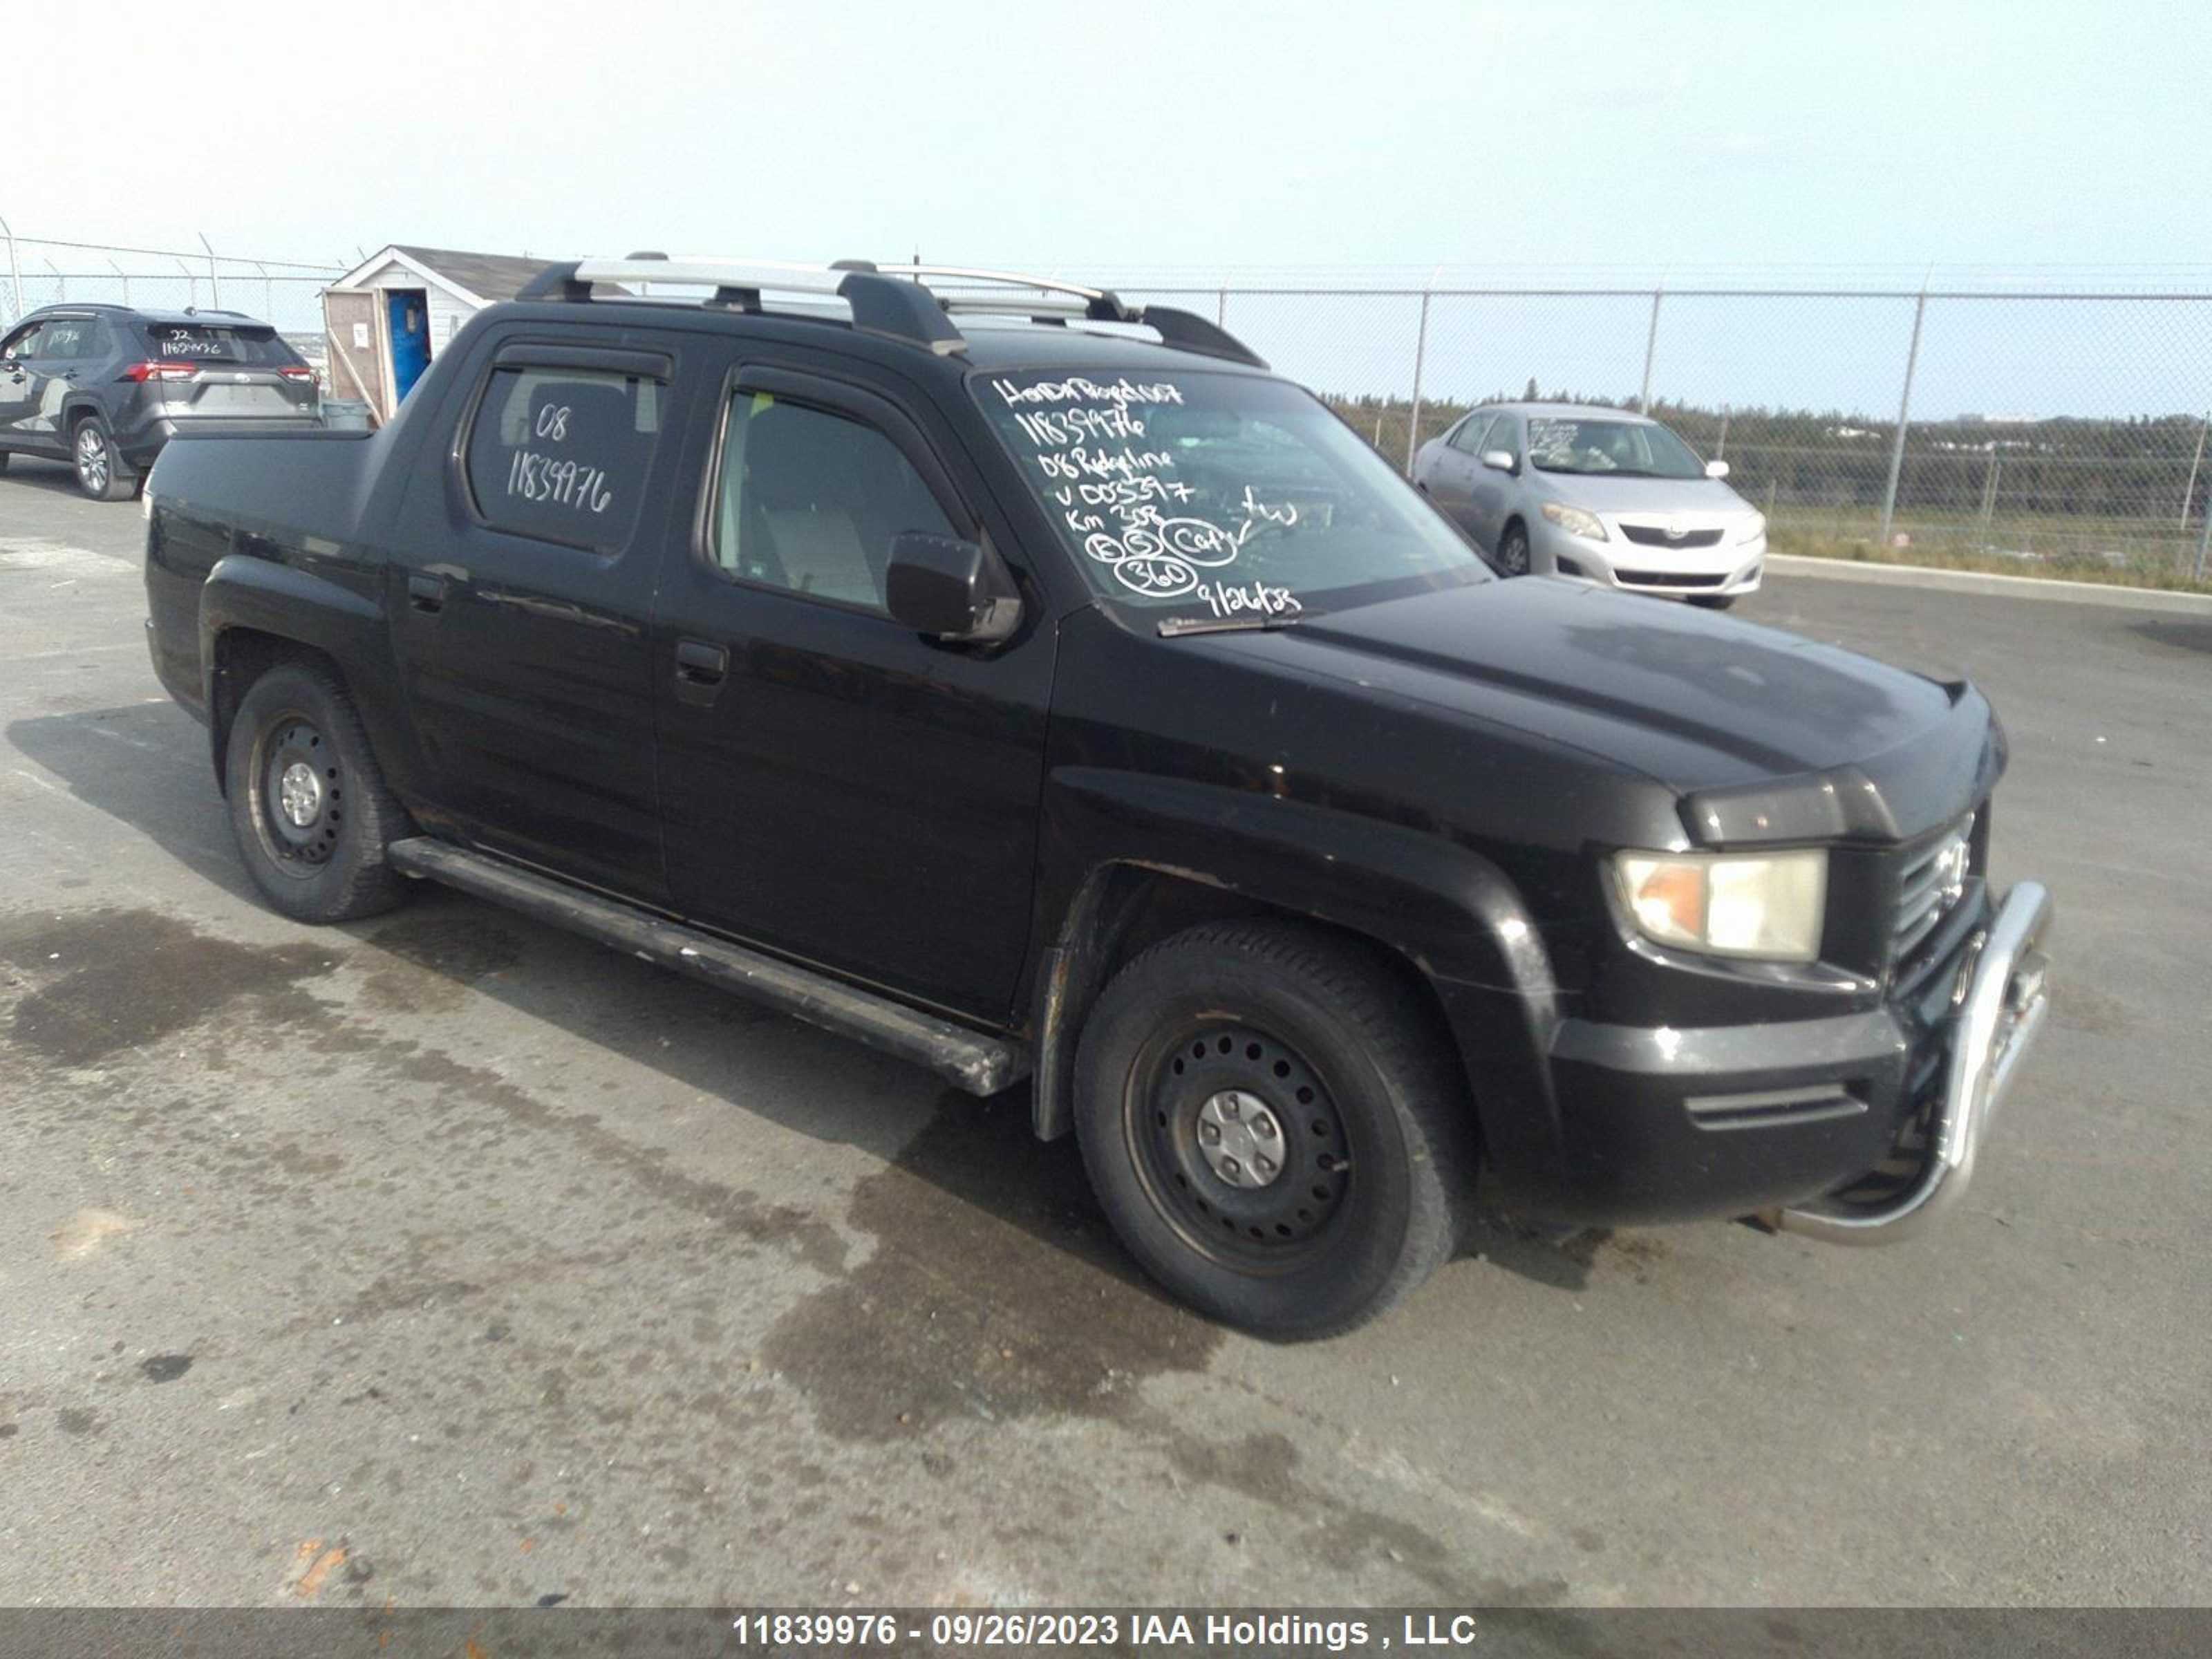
top-left (973, 368), bottom-right (1485, 622)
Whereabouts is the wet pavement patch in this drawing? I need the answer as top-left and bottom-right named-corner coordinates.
top-left (2131, 618), bottom-right (2212, 655)
top-left (763, 1091), bottom-right (1220, 1441)
top-left (0, 908), bottom-right (339, 1068)
top-left (359, 907), bottom-right (525, 1012)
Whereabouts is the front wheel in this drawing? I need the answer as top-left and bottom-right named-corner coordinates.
top-left (1494, 521), bottom-right (1531, 577)
top-left (225, 660), bottom-right (413, 924)
top-left (1074, 921), bottom-right (1475, 1339)
top-left (72, 415), bottom-right (140, 501)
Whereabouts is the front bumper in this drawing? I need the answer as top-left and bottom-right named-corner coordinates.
top-left (1770, 879), bottom-right (2052, 1241)
top-left (1533, 519), bottom-right (1766, 598)
top-left (1498, 881), bottom-right (2052, 1235)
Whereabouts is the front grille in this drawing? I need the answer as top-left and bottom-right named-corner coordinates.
top-left (1618, 524), bottom-right (1725, 548)
top-left (1615, 568), bottom-right (1727, 588)
top-left (1893, 816), bottom-right (1974, 966)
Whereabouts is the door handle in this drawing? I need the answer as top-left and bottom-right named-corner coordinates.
top-left (674, 639), bottom-right (729, 684)
top-left (406, 573), bottom-right (447, 614)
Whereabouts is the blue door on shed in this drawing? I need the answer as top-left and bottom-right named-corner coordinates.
top-left (386, 290), bottom-right (431, 402)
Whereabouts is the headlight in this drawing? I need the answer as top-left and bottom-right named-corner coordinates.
top-left (1736, 512), bottom-right (1766, 543)
top-left (1611, 848), bottom-right (1827, 962)
top-left (1540, 501), bottom-right (1608, 541)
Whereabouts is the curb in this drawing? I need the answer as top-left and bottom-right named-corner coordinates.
top-left (1765, 554), bottom-right (2212, 615)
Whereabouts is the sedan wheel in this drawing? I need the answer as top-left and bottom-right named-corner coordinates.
top-left (1496, 522), bottom-right (1531, 577)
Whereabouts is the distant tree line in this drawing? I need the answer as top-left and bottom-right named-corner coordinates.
top-left (1324, 387), bottom-right (2209, 525)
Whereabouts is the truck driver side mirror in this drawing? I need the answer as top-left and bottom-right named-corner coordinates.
top-left (884, 531), bottom-right (1022, 644)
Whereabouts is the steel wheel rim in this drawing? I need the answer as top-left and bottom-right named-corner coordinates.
top-left (1124, 1018), bottom-right (1352, 1271)
top-left (76, 427), bottom-right (109, 491)
top-left (250, 714), bottom-right (344, 875)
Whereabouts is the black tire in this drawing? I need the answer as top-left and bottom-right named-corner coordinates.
top-left (0, 451), bottom-right (11, 474)
top-left (1687, 593), bottom-right (1738, 611)
top-left (71, 414), bottom-right (140, 501)
top-left (1495, 520), bottom-right (1531, 577)
top-left (224, 659), bottom-right (413, 924)
top-left (1073, 920), bottom-right (1476, 1339)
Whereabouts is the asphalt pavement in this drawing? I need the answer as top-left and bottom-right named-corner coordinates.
top-left (1, 453), bottom-right (2206, 1607)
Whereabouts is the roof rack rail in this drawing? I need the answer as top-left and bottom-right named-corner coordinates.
top-left (513, 256), bottom-right (1266, 368)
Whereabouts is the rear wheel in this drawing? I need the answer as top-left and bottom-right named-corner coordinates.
top-left (72, 415), bottom-right (139, 501)
top-left (1074, 920), bottom-right (1474, 1339)
top-left (225, 660), bottom-right (412, 924)
top-left (1495, 521), bottom-right (1531, 577)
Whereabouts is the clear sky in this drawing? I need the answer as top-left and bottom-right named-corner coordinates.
top-left (17, 1), bottom-right (2212, 418)
top-left (26, 0), bottom-right (2210, 282)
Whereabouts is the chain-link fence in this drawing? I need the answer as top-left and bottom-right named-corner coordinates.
top-left (0, 234), bottom-right (341, 343)
top-left (1107, 283), bottom-right (2212, 585)
top-left (8, 230), bottom-right (2208, 583)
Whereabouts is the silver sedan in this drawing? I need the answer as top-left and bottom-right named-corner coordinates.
top-left (1413, 401), bottom-right (1765, 608)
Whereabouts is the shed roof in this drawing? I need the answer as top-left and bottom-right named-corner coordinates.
top-left (332, 244), bottom-right (553, 308)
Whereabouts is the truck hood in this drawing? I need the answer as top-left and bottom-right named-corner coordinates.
top-left (1256, 578), bottom-right (1994, 843)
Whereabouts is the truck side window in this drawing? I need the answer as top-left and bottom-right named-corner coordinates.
top-left (709, 391), bottom-right (957, 613)
top-left (462, 365), bottom-right (664, 553)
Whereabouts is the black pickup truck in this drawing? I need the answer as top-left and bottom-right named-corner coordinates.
top-left (141, 257), bottom-right (2053, 1337)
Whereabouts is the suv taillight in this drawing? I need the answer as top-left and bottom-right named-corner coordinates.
top-left (122, 361), bottom-right (200, 382)
top-left (278, 366), bottom-right (315, 381)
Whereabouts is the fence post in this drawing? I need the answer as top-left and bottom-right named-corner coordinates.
top-left (1978, 451), bottom-right (2000, 543)
top-left (1878, 291), bottom-right (1927, 545)
top-left (199, 233), bottom-right (222, 308)
top-left (1405, 290), bottom-right (1431, 474)
top-left (44, 259), bottom-right (63, 301)
top-left (1638, 286), bottom-right (1662, 412)
top-left (2181, 411), bottom-right (2207, 529)
top-left (2196, 495), bottom-right (2212, 583)
top-left (1216, 287), bottom-right (1226, 327)
top-left (107, 258), bottom-right (129, 306)
top-left (0, 212), bottom-right (21, 319)
top-left (1716, 404), bottom-right (1729, 460)
top-left (256, 261), bottom-right (272, 322)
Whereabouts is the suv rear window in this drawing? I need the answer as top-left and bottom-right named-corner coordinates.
top-left (140, 322), bottom-right (301, 366)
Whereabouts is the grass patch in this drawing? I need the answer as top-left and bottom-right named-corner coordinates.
top-left (1768, 526), bottom-right (2212, 595)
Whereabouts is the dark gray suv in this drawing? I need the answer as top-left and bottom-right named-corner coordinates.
top-left (0, 304), bottom-right (319, 500)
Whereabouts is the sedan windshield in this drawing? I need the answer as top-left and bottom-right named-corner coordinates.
top-left (1527, 415), bottom-right (1706, 478)
top-left (974, 368), bottom-right (1485, 621)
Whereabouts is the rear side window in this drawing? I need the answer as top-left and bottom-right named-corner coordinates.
top-left (35, 319), bottom-right (100, 359)
top-left (1447, 413), bottom-right (1494, 453)
top-left (462, 365), bottom-right (664, 552)
top-left (140, 322), bottom-right (301, 366)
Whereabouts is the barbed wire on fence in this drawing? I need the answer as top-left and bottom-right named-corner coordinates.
top-left (0, 232), bottom-right (345, 336)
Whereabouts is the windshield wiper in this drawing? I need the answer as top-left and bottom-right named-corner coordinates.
top-left (1156, 612), bottom-right (1304, 637)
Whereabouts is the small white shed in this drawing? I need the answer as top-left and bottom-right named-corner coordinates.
top-left (322, 245), bottom-right (550, 423)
